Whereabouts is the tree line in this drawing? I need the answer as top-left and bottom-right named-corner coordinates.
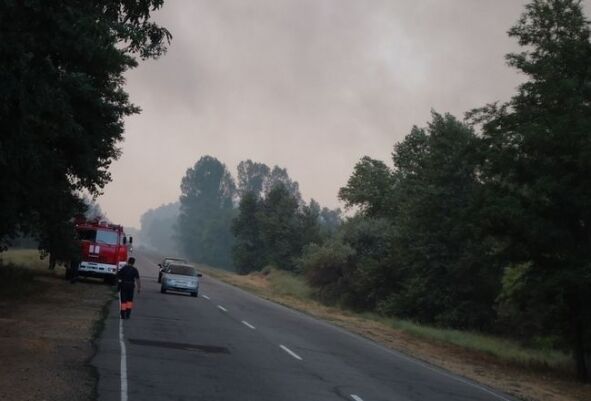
top-left (140, 158), bottom-right (341, 271)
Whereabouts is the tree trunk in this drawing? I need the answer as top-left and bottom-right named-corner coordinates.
top-left (571, 296), bottom-right (589, 382)
top-left (48, 253), bottom-right (56, 270)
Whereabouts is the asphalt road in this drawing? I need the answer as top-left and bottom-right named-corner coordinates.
top-left (92, 251), bottom-right (515, 401)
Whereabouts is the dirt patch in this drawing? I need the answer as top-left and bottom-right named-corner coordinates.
top-left (0, 273), bottom-right (114, 401)
top-left (201, 267), bottom-right (591, 401)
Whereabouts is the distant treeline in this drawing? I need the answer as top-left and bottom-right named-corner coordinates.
top-left (139, 0), bottom-right (591, 381)
top-left (138, 158), bottom-right (341, 269)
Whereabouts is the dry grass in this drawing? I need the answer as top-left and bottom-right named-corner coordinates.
top-left (0, 249), bottom-right (114, 401)
top-left (198, 265), bottom-right (591, 401)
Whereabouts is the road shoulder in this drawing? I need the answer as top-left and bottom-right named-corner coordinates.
top-left (0, 253), bottom-right (114, 401)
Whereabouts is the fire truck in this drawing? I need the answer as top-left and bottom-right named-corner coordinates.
top-left (67, 217), bottom-right (133, 282)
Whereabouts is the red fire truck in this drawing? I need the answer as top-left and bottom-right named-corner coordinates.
top-left (67, 217), bottom-right (133, 282)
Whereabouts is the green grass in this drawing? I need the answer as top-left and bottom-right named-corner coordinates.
top-left (0, 249), bottom-right (50, 298)
top-left (265, 267), bottom-right (312, 300)
top-left (0, 249), bottom-right (48, 270)
top-left (360, 312), bottom-right (573, 373)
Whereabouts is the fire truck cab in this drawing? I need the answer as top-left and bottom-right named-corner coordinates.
top-left (69, 218), bottom-right (132, 282)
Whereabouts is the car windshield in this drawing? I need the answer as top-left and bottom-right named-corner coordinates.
top-left (168, 265), bottom-right (197, 276)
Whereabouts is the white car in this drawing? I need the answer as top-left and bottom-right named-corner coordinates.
top-left (157, 257), bottom-right (188, 283)
top-left (160, 264), bottom-right (202, 297)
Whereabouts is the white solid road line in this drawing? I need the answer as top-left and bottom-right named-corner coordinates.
top-left (202, 294), bottom-right (210, 300)
top-left (217, 305), bottom-right (228, 312)
top-left (351, 395), bottom-right (364, 401)
top-left (241, 320), bottom-right (256, 329)
top-left (279, 345), bottom-right (303, 361)
top-left (119, 298), bottom-right (128, 401)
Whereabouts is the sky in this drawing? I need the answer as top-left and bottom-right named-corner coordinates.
top-left (101, 0), bottom-right (536, 228)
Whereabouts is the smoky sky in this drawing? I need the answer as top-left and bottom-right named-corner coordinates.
top-left (100, 0), bottom-right (582, 228)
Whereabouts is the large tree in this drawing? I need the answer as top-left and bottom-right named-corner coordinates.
top-left (470, 0), bottom-right (591, 380)
top-left (388, 113), bottom-right (500, 329)
top-left (0, 1), bottom-right (171, 252)
top-left (236, 160), bottom-right (271, 199)
top-left (257, 184), bottom-right (303, 271)
top-left (177, 156), bottom-right (236, 267)
top-left (263, 166), bottom-right (302, 204)
top-left (338, 156), bottom-right (395, 218)
top-left (232, 192), bottom-right (265, 274)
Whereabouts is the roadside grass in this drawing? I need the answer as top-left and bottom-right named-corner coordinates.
top-left (199, 264), bottom-right (573, 376)
top-left (1, 248), bottom-right (48, 270)
top-left (0, 249), bottom-right (50, 298)
top-left (362, 312), bottom-right (573, 374)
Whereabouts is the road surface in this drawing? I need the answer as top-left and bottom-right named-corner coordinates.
top-left (92, 251), bottom-right (515, 401)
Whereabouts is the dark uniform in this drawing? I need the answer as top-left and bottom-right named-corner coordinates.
top-left (117, 263), bottom-right (140, 319)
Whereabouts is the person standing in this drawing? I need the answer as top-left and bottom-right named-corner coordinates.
top-left (117, 257), bottom-right (141, 319)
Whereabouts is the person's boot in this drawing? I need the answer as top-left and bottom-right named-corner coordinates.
top-left (120, 310), bottom-right (126, 319)
top-left (125, 309), bottom-right (131, 319)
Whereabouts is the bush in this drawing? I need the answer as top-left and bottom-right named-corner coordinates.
top-left (299, 240), bottom-right (354, 305)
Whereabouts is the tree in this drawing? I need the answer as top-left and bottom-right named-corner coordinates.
top-left (338, 157), bottom-right (395, 218)
top-left (263, 166), bottom-right (302, 204)
top-left (300, 216), bottom-right (396, 309)
top-left (469, 0), bottom-right (591, 380)
top-left (232, 192), bottom-right (265, 274)
top-left (299, 199), bottom-right (322, 248)
top-left (0, 1), bottom-right (171, 251)
top-left (140, 202), bottom-right (180, 255)
top-left (319, 207), bottom-right (343, 235)
top-left (388, 113), bottom-right (500, 329)
top-left (237, 160), bottom-right (270, 199)
top-left (177, 156), bottom-right (236, 267)
top-left (257, 184), bottom-right (303, 271)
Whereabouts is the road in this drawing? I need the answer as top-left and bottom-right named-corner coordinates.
top-left (92, 251), bottom-right (515, 401)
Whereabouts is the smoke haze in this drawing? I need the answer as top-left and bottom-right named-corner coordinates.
top-left (101, 0), bottom-right (558, 227)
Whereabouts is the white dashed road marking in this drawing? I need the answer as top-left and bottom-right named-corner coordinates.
top-left (217, 305), bottom-right (228, 312)
top-left (202, 294), bottom-right (210, 300)
top-left (280, 345), bottom-right (302, 360)
top-left (241, 320), bottom-right (256, 329)
top-left (351, 395), bottom-right (364, 401)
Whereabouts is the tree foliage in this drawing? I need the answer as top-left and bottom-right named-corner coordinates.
top-left (177, 156), bottom-right (236, 268)
top-left (140, 202), bottom-right (179, 255)
top-left (0, 1), bottom-right (171, 256)
top-left (232, 163), bottom-right (340, 274)
top-left (468, 0), bottom-right (591, 380)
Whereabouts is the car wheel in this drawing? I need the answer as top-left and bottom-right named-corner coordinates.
top-left (191, 292), bottom-right (197, 298)
top-left (161, 286), bottom-right (166, 294)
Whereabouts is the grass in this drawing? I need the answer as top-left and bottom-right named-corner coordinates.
top-left (0, 249), bottom-right (49, 298)
top-left (363, 312), bottom-right (573, 373)
top-left (199, 264), bottom-right (574, 376)
top-left (0, 248), bottom-right (48, 270)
